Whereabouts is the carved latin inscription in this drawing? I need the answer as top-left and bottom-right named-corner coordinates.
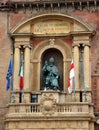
top-left (32, 20), bottom-right (71, 35)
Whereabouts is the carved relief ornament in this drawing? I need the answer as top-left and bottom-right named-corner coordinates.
top-left (40, 93), bottom-right (56, 115)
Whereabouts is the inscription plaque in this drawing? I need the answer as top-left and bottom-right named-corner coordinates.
top-left (32, 20), bottom-right (71, 35)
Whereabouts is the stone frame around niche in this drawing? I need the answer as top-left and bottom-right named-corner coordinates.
top-left (30, 38), bottom-right (72, 92)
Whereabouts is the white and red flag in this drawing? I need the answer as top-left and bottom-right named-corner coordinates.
top-left (68, 58), bottom-right (75, 93)
top-left (18, 62), bottom-right (24, 90)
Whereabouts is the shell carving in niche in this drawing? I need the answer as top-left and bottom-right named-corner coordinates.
top-left (40, 93), bottom-right (56, 115)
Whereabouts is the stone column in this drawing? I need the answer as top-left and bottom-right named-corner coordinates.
top-left (84, 44), bottom-right (90, 88)
top-left (24, 45), bottom-right (31, 103)
top-left (13, 45), bottom-right (21, 103)
top-left (83, 43), bottom-right (91, 102)
top-left (72, 44), bottom-right (80, 102)
top-left (24, 45), bottom-right (31, 90)
top-left (73, 44), bottom-right (79, 89)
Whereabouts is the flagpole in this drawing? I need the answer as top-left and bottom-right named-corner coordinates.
top-left (73, 78), bottom-right (76, 102)
top-left (11, 54), bottom-right (15, 103)
top-left (22, 88), bottom-right (24, 103)
top-left (82, 51), bottom-right (87, 102)
top-left (10, 38), bottom-right (15, 103)
top-left (72, 52), bottom-right (76, 102)
top-left (68, 51), bottom-right (76, 101)
top-left (21, 52), bottom-right (24, 103)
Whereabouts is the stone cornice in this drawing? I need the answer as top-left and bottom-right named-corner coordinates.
top-left (9, 33), bottom-right (33, 38)
top-left (9, 31), bottom-right (95, 39)
top-left (5, 114), bottom-right (94, 122)
top-left (0, 0), bottom-right (99, 11)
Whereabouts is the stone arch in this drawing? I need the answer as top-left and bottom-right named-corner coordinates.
top-left (31, 39), bottom-right (71, 91)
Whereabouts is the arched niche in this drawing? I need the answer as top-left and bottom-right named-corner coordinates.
top-left (41, 48), bottom-right (63, 90)
top-left (31, 39), bottom-right (71, 92)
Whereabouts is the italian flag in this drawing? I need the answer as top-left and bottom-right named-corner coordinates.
top-left (19, 62), bottom-right (24, 90)
top-left (68, 58), bottom-right (75, 93)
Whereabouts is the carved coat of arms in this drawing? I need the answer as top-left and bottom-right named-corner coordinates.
top-left (40, 93), bottom-right (56, 115)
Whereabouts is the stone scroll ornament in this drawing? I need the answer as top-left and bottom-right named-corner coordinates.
top-left (40, 93), bottom-right (56, 115)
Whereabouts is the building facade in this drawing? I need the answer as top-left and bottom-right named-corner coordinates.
top-left (0, 0), bottom-right (99, 130)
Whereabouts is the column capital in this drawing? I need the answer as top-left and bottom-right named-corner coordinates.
top-left (82, 43), bottom-right (91, 47)
top-left (23, 45), bottom-right (32, 49)
top-left (72, 43), bottom-right (80, 47)
top-left (14, 44), bottom-right (21, 48)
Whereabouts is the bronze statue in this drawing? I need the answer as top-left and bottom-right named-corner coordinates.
top-left (42, 57), bottom-right (60, 90)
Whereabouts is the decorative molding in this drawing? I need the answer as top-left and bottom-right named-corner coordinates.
top-left (0, 0), bottom-right (99, 12)
top-left (14, 41), bottom-right (30, 46)
top-left (49, 38), bottom-right (55, 46)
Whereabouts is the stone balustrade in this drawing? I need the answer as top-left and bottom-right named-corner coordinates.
top-left (6, 102), bottom-right (93, 116)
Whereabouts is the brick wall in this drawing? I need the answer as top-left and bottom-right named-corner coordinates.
top-left (0, 11), bottom-right (11, 129)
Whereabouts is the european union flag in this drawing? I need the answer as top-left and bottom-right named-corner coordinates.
top-left (6, 58), bottom-right (13, 91)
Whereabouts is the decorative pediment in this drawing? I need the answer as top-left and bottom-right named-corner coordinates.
top-left (10, 13), bottom-right (95, 36)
